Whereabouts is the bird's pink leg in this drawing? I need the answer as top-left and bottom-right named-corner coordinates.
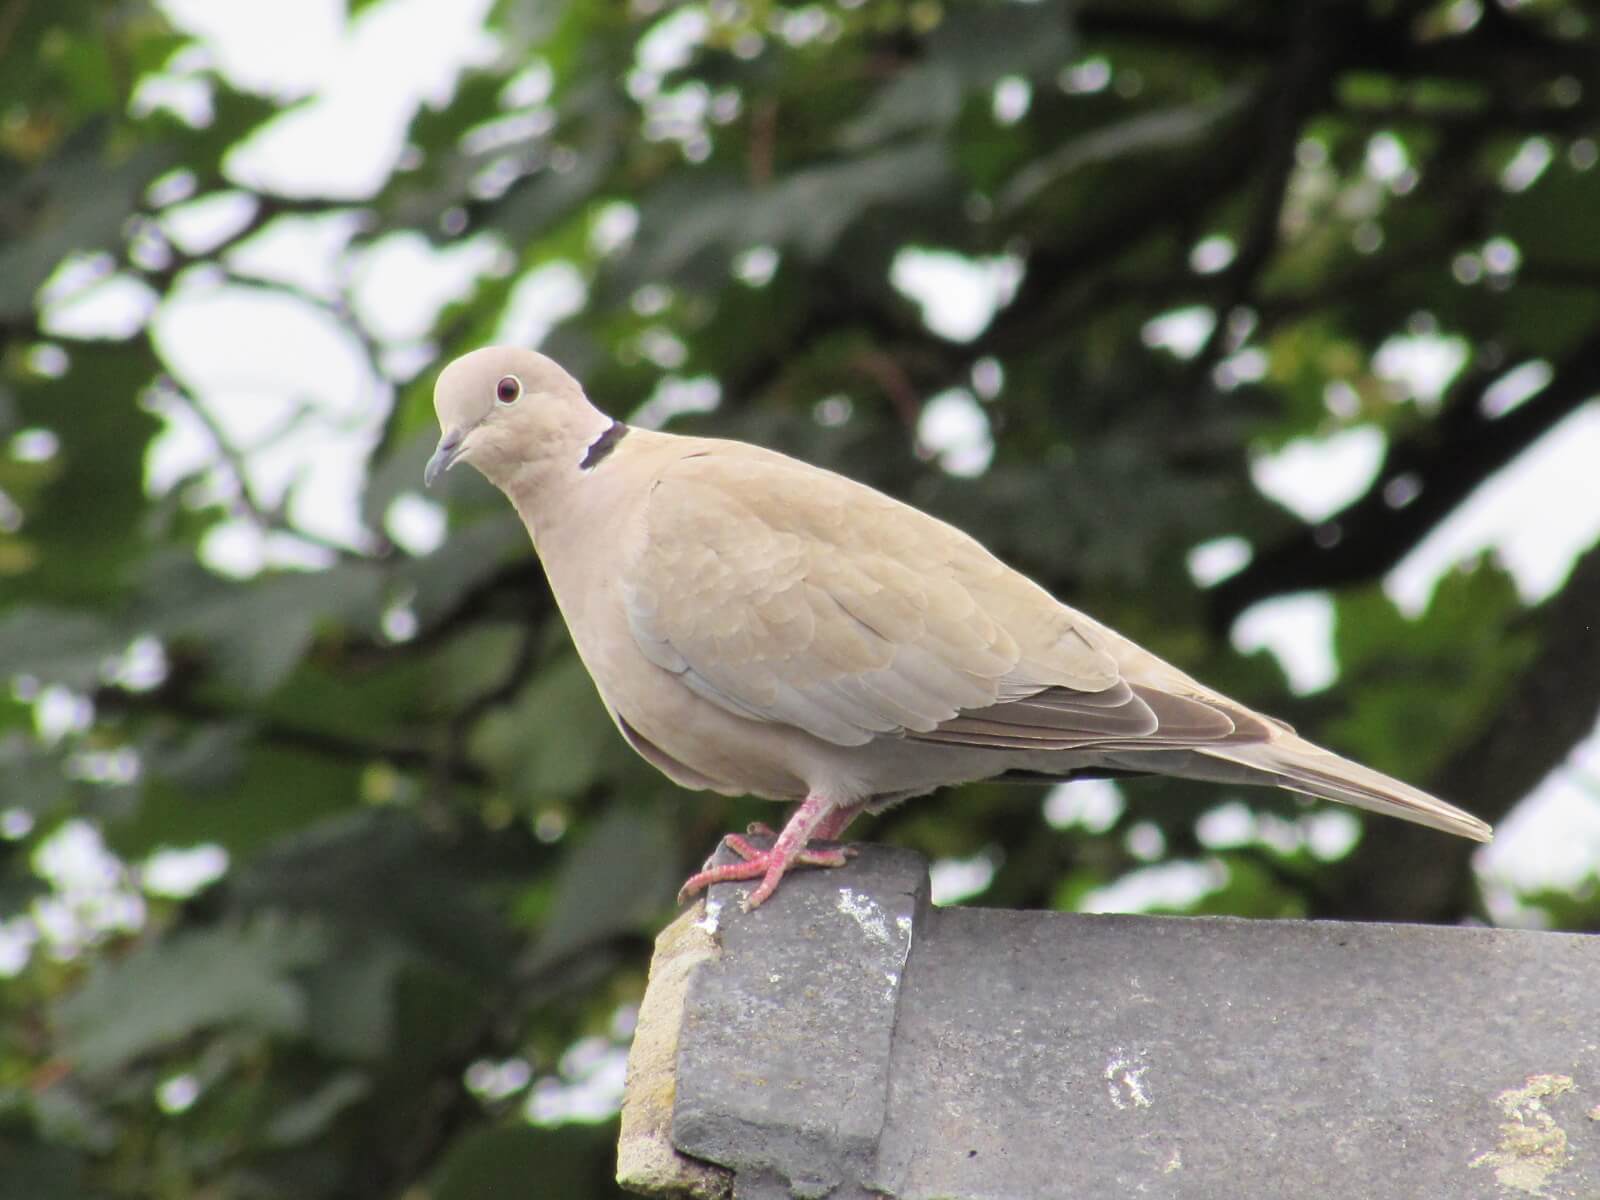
top-left (735, 802), bottom-right (859, 847)
top-left (809, 803), bottom-right (861, 842)
top-left (678, 795), bottom-right (863, 910)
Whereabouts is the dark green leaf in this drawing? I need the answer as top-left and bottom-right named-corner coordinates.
top-left (55, 915), bottom-right (326, 1074)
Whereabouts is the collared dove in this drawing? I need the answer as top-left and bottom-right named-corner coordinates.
top-left (426, 347), bottom-right (1492, 909)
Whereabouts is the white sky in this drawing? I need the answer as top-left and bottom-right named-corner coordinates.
top-left (11, 0), bottom-right (1600, 991)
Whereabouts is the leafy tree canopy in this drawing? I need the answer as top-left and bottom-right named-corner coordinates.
top-left (3, 1), bottom-right (1600, 1195)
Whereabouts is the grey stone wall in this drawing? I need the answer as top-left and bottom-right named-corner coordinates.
top-left (619, 846), bottom-right (1600, 1200)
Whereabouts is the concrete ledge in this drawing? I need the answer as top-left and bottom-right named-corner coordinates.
top-left (617, 909), bottom-right (732, 1199)
top-left (619, 846), bottom-right (1600, 1199)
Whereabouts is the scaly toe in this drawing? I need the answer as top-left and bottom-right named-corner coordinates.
top-left (677, 854), bottom-right (769, 905)
top-left (678, 837), bottom-right (857, 908)
top-left (720, 832), bottom-right (768, 862)
top-left (793, 843), bottom-right (856, 868)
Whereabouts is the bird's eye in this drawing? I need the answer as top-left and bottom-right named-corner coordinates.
top-left (494, 375), bottom-right (522, 405)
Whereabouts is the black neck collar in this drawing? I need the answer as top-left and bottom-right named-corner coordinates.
top-left (579, 420), bottom-right (628, 471)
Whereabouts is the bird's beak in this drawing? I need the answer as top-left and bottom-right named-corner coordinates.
top-left (424, 428), bottom-right (464, 488)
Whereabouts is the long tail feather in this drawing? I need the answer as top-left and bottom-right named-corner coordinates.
top-left (1195, 737), bottom-right (1492, 842)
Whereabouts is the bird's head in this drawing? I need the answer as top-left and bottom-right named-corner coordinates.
top-left (425, 346), bottom-right (612, 492)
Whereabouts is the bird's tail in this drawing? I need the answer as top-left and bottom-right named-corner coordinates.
top-left (1104, 736), bottom-right (1493, 842)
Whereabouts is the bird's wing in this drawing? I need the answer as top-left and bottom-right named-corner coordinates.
top-left (621, 447), bottom-right (1260, 750)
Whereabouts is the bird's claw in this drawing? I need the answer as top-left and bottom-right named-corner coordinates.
top-left (677, 829), bottom-right (858, 909)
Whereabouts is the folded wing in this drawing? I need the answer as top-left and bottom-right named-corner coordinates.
top-left (621, 448), bottom-right (1262, 753)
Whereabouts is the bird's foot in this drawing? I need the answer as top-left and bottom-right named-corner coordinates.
top-left (677, 827), bottom-right (858, 910)
top-left (721, 831), bottom-right (856, 873)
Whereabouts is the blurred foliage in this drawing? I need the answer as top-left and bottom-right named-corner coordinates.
top-left (3, 0), bottom-right (1600, 1196)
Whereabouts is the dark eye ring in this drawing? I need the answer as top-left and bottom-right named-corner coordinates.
top-left (495, 375), bottom-right (522, 405)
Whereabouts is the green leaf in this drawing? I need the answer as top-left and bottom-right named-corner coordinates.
top-left (134, 556), bottom-right (385, 696)
top-left (1000, 85), bottom-right (1252, 214)
top-left (109, 742), bottom-right (361, 861)
top-left (842, 2), bottom-right (1073, 148)
top-left (0, 127), bottom-right (172, 316)
top-left (840, 65), bottom-right (965, 150)
top-left (926, 2), bottom-right (1075, 87)
top-left (388, 512), bottom-right (529, 634)
top-left (7, 345), bottom-right (163, 607)
top-left (533, 802), bottom-right (678, 966)
top-left (472, 652), bottom-right (614, 798)
top-left (0, 734), bottom-right (71, 822)
top-left (360, 426), bottom-right (439, 532)
top-left (491, 124), bottom-right (618, 245)
top-left (138, 721), bottom-right (253, 795)
top-left (230, 811), bottom-right (518, 984)
top-left (629, 141), bottom-right (951, 284)
top-left (0, 607), bottom-right (124, 689)
top-left (1500, 156), bottom-right (1600, 270)
top-left (55, 915), bottom-right (327, 1075)
top-left (263, 1070), bottom-right (370, 1146)
top-left (0, 1137), bottom-right (89, 1200)
top-left (1329, 560), bottom-right (1534, 779)
top-left (430, 1123), bottom-right (617, 1200)
top-left (300, 940), bottom-right (410, 1061)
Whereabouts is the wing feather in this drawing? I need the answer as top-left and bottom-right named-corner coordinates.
top-left (621, 448), bottom-right (1234, 750)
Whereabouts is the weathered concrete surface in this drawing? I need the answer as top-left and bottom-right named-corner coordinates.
top-left (619, 846), bottom-right (1600, 1200)
top-left (670, 847), bottom-right (924, 1200)
top-left (617, 909), bottom-right (732, 1198)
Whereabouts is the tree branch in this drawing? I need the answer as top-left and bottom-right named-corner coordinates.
top-left (1208, 322), bottom-right (1600, 629)
top-left (94, 681), bottom-right (490, 788)
top-left (1075, 3), bottom-right (1600, 84)
top-left (1186, 1), bottom-right (1339, 383)
top-left (1317, 535), bottom-right (1600, 921)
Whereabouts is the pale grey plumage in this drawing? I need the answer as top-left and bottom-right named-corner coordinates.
top-left (428, 347), bottom-right (1491, 906)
